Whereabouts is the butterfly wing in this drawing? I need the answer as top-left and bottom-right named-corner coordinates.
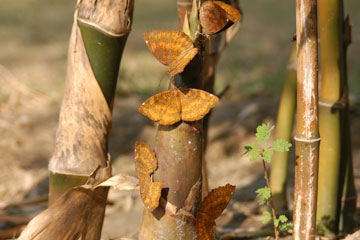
top-left (196, 184), bottom-right (235, 240)
top-left (168, 47), bottom-right (198, 76)
top-left (138, 90), bottom-right (182, 125)
top-left (134, 142), bottom-right (163, 211)
top-left (213, 1), bottom-right (241, 23)
top-left (200, 1), bottom-right (229, 35)
top-left (143, 30), bottom-right (195, 67)
top-left (199, 184), bottom-right (235, 219)
top-left (139, 177), bottom-right (163, 211)
top-left (178, 89), bottom-right (218, 122)
top-left (196, 212), bottom-right (216, 240)
top-left (135, 142), bottom-right (157, 175)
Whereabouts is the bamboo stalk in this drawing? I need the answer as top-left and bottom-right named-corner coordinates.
top-left (48, 0), bottom-right (134, 205)
top-left (139, 2), bottom-right (204, 238)
top-left (270, 44), bottom-right (297, 212)
top-left (316, 0), bottom-right (346, 236)
top-left (139, 120), bottom-right (203, 239)
top-left (338, 15), bottom-right (357, 235)
top-left (293, 0), bottom-right (320, 239)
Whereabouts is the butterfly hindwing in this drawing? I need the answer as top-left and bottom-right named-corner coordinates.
top-left (143, 30), bottom-right (198, 76)
top-left (134, 142), bottom-right (164, 211)
top-left (196, 184), bottom-right (235, 240)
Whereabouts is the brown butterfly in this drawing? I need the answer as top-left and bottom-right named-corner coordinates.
top-left (197, 184), bottom-right (235, 240)
top-left (134, 142), bottom-right (164, 211)
top-left (143, 30), bottom-right (199, 76)
top-left (138, 88), bottom-right (218, 125)
top-left (199, 1), bottom-right (241, 35)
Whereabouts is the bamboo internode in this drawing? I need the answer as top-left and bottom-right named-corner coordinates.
top-left (293, 0), bottom-right (320, 239)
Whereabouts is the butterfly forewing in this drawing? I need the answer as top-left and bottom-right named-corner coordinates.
top-left (134, 142), bottom-right (164, 211)
top-left (143, 30), bottom-right (198, 76)
top-left (196, 184), bottom-right (235, 240)
top-left (197, 213), bottom-right (216, 240)
top-left (138, 89), bottom-right (218, 125)
top-left (200, 1), bottom-right (241, 35)
top-left (179, 89), bottom-right (218, 122)
top-left (168, 47), bottom-right (198, 77)
top-left (135, 142), bottom-right (157, 175)
top-left (138, 90), bottom-right (182, 125)
top-left (200, 1), bottom-right (229, 35)
top-left (213, 1), bottom-right (241, 23)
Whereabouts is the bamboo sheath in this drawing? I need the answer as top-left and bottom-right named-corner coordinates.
top-left (48, 0), bottom-right (134, 204)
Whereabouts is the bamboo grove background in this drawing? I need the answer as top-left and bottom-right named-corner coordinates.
top-left (1, 0), bottom-right (360, 239)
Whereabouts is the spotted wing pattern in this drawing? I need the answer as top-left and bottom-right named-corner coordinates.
top-left (200, 1), bottom-right (241, 35)
top-left (134, 142), bottom-right (163, 211)
top-left (138, 88), bottom-right (218, 125)
top-left (143, 30), bottom-right (198, 76)
top-left (196, 184), bottom-right (235, 240)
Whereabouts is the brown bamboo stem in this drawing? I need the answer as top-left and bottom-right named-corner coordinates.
top-left (338, 15), bottom-right (357, 234)
top-left (293, 0), bottom-right (320, 239)
top-left (139, 2), bottom-right (203, 237)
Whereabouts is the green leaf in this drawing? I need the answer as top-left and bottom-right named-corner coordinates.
top-left (263, 148), bottom-right (274, 163)
top-left (273, 139), bottom-right (292, 152)
top-left (262, 210), bottom-right (271, 224)
top-left (278, 215), bottom-right (288, 223)
top-left (279, 222), bottom-right (293, 232)
top-left (243, 143), bottom-right (256, 156)
top-left (255, 186), bottom-right (271, 204)
top-left (250, 150), bottom-right (260, 162)
top-left (256, 123), bottom-right (274, 145)
top-left (274, 218), bottom-right (280, 227)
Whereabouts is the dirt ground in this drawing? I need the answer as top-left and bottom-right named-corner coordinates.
top-left (1, 0), bottom-right (360, 239)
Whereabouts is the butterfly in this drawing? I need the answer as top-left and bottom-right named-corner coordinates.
top-left (199, 1), bottom-right (241, 35)
top-left (138, 88), bottom-right (218, 125)
top-left (196, 184), bottom-right (235, 240)
top-left (143, 30), bottom-right (199, 76)
top-left (134, 142), bottom-right (164, 211)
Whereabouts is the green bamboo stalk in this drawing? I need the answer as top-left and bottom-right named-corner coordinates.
top-left (48, 0), bottom-right (134, 205)
top-left (316, 0), bottom-right (346, 236)
top-left (293, 0), bottom-right (320, 239)
top-left (270, 44), bottom-right (297, 212)
top-left (338, 15), bottom-right (357, 235)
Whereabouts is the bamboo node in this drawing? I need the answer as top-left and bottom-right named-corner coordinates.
top-left (294, 136), bottom-right (321, 143)
top-left (318, 100), bottom-right (345, 109)
top-left (77, 18), bottom-right (130, 37)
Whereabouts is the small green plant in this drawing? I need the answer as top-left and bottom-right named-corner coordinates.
top-left (244, 123), bottom-right (293, 239)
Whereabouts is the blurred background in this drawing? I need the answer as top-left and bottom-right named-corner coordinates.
top-left (0, 0), bottom-right (360, 239)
